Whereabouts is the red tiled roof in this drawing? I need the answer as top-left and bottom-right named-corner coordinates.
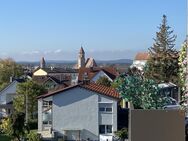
top-left (37, 82), bottom-right (119, 99)
top-left (78, 67), bottom-right (118, 82)
top-left (80, 83), bottom-right (119, 99)
top-left (135, 52), bottom-right (150, 60)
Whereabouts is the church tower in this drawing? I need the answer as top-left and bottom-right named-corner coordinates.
top-left (40, 57), bottom-right (46, 69)
top-left (78, 47), bottom-right (85, 68)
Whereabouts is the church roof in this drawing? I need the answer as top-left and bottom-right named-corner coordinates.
top-left (85, 58), bottom-right (97, 68)
top-left (40, 57), bottom-right (46, 68)
top-left (79, 47), bottom-right (85, 54)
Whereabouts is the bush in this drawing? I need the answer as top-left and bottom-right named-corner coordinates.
top-left (28, 119), bottom-right (38, 130)
top-left (114, 128), bottom-right (128, 140)
top-left (27, 131), bottom-right (41, 141)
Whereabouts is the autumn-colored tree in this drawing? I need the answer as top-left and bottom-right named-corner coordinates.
top-left (0, 58), bottom-right (23, 89)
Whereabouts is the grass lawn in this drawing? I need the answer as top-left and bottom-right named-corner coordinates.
top-left (0, 134), bottom-right (11, 141)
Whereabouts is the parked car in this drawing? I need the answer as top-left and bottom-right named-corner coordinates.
top-left (163, 98), bottom-right (180, 110)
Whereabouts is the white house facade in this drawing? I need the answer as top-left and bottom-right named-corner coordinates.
top-left (0, 80), bottom-right (23, 117)
top-left (37, 83), bottom-right (119, 141)
top-left (131, 52), bottom-right (149, 71)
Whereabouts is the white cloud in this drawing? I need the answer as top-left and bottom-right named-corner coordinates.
top-left (22, 50), bottom-right (40, 55)
top-left (44, 50), bottom-right (52, 54)
top-left (54, 49), bottom-right (62, 54)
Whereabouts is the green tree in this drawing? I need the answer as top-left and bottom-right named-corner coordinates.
top-left (96, 76), bottom-right (112, 87)
top-left (0, 112), bottom-right (27, 141)
top-left (0, 58), bottom-right (23, 82)
top-left (114, 128), bottom-right (128, 141)
top-left (116, 74), bottom-right (167, 109)
top-left (14, 80), bottom-right (46, 121)
top-left (144, 15), bottom-right (179, 83)
top-left (0, 58), bottom-right (24, 89)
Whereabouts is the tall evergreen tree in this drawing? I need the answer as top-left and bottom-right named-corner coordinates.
top-left (144, 15), bottom-right (179, 83)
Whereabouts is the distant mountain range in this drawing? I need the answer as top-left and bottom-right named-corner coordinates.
top-left (18, 59), bottom-right (133, 65)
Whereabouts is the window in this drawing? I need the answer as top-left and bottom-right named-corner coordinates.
top-left (106, 107), bottom-right (112, 112)
top-left (99, 107), bottom-right (105, 112)
top-left (99, 125), bottom-right (112, 134)
top-left (106, 125), bottom-right (112, 133)
top-left (49, 101), bottom-right (52, 105)
top-left (43, 101), bottom-right (52, 107)
top-left (99, 125), bottom-right (105, 134)
top-left (43, 121), bottom-right (52, 125)
top-left (99, 103), bottom-right (112, 112)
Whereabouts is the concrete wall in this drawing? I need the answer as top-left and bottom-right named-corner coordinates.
top-left (129, 110), bottom-right (185, 141)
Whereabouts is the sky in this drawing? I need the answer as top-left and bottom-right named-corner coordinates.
top-left (0, 0), bottom-right (186, 61)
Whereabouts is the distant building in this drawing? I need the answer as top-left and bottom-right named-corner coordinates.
top-left (76, 47), bottom-right (98, 69)
top-left (77, 47), bottom-right (86, 69)
top-left (78, 67), bottom-right (118, 83)
top-left (40, 57), bottom-right (46, 69)
top-left (33, 67), bottom-right (78, 90)
top-left (85, 57), bottom-right (97, 68)
top-left (131, 52), bottom-right (149, 70)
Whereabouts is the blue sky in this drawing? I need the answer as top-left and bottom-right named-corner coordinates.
top-left (0, 0), bottom-right (186, 61)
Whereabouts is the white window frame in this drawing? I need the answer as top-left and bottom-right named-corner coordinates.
top-left (99, 125), bottom-right (113, 134)
top-left (99, 103), bottom-right (113, 113)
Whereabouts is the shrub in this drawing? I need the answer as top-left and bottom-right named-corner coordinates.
top-left (28, 119), bottom-right (38, 130)
top-left (27, 131), bottom-right (41, 141)
top-left (114, 128), bottom-right (128, 140)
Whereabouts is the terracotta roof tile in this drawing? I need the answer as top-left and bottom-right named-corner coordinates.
top-left (78, 67), bottom-right (118, 82)
top-left (135, 52), bottom-right (150, 60)
top-left (37, 82), bottom-right (119, 99)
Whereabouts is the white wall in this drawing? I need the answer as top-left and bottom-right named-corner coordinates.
top-left (38, 86), bottom-right (118, 140)
top-left (0, 81), bottom-right (18, 104)
top-left (132, 60), bottom-right (147, 70)
top-left (52, 87), bottom-right (99, 140)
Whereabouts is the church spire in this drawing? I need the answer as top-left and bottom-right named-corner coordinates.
top-left (40, 57), bottom-right (46, 69)
top-left (78, 46), bottom-right (85, 68)
top-left (80, 46), bottom-right (85, 54)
